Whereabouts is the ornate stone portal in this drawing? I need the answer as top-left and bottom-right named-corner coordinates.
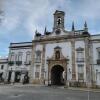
top-left (47, 46), bottom-right (69, 85)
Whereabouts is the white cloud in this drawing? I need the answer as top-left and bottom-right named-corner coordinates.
top-left (1, 0), bottom-right (100, 36)
top-left (69, 0), bottom-right (100, 20)
top-left (1, 0), bottom-right (72, 36)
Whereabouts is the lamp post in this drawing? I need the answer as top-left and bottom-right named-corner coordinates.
top-left (96, 69), bottom-right (98, 84)
top-left (43, 70), bottom-right (46, 85)
top-left (68, 68), bottom-right (71, 86)
top-left (10, 67), bottom-right (12, 83)
top-left (65, 56), bottom-right (69, 87)
top-left (46, 57), bottom-right (50, 86)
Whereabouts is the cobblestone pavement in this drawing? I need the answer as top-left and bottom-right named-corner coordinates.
top-left (0, 85), bottom-right (100, 100)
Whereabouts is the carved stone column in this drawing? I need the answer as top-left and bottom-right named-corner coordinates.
top-left (41, 44), bottom-right (45, 83)
top-left (85, 37), bottom-right (91, 85)
top-left (29, 43), bottom-right (35, 83)
top-left (71, 39), bottom-right (76, 80)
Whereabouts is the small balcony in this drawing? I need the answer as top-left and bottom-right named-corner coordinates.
top-left (97, 59), bottom-right (100, 65)
top-left (34, 58), bottom-right (41, 63)
top-left (8, 61), bottom-right (14, 66)
top-left (24, 61), bottom-right (31, 65)
top-left (16, 61), bottom-right (22, 66)
top-left (76, 58), bottom-right (84, 62)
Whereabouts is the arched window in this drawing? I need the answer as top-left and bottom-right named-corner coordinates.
top-left (55, 50), bottom-right (60, 59)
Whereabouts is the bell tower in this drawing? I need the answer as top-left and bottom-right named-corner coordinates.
top-left (53, 10), bottom-right (65, 31)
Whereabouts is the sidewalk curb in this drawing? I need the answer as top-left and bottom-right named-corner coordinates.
top-left (66, 87), bottom-right (100, 93)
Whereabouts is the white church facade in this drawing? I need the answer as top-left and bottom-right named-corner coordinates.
top-left (1, 10), bottom-right (100, 87)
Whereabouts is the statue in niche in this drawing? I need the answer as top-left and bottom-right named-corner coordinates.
top-left (55, 51), bottom-right (60, 59)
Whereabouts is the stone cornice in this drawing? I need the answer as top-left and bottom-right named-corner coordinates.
top-left (9, 45), bottom-right (32, 48)
top-left (0, 62), bottom-right (8, 64)
top-left (10, 42), bottom-right (32, 44)
top-left (10, 47), bottom-right (32, 50)
top-left (33, 34), bottom-right (90, 44)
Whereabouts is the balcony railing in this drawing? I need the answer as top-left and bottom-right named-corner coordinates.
top-left (76, 58), bottom-right (84, 62)
top-left (97, 59), bottom-right (100, 65)
top-left (24, 61), bottom-right (31, 65)
top-left (8, 61), bottom-right (14, 66)
top-left (34, 58), bottom-right (41, 63)
top-left (16, 61), bottom-right (22, 66)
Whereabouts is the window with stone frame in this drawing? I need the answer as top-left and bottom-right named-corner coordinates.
top-left (10, 52), bottom-right (15, 61)
top-left (76, 47), bottom-right (84, 62)
top-left (1, 65), bottom-right (4, 69)
top-left (96, 48), bottom-right (100, 64)
top-left (99, 72), bottom-right (100, 80)
top-left (26, 51), bottom-right (31, 63)
top-left (98, 51), bottom-right (100, 59)
top-left (35, 65), bottom-right (40, 78)
top-left (15, 52), bottom-right (23, 66)
top-left (17, 52), bottom-right (23, 61)
top-left (78, 64), bottom-right (84, 80)
top-left (35, 50), bottom-right (41, 62)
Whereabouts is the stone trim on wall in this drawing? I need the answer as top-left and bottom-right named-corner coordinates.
top-left (29, 43), bottom-right (36, 83)
top-left (71, 39), bottom-right (76, 80)
top-left (41, 44), bottom-right (45, 83)
top-left (33, 36), bottom-right (89, 45)
top-left (85, 37), bottom-right (91, 84)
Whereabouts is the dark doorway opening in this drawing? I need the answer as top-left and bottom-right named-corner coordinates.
top-left (8, 71), bottom-right (12, 82)
top-left (51, 65), bottom-right (64, 85)
top-left (14, 72), bottom-right (21, 82)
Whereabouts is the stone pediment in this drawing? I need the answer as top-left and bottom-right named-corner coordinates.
top-left (76, 47), bottom-right (84, 51)
top-left (47, 46), bottom-right (67, 61)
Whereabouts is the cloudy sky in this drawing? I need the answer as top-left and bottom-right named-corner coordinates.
top-left (0, 0), bottom-right (100, 57)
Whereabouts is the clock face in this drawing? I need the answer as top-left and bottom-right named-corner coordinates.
top-left (55, 29), bottom-right (61, 34)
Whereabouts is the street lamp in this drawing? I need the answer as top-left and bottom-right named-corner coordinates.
top-left (65, 56), bottom-right (69, 86)
top-left (10, 67), bottom-right (13, 83)
top-left (96, 69), bottom-right (98, 84)
top-left (43, 70), bottom-right (46, 85)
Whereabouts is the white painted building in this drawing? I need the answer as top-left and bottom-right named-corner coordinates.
top-left (0, 10), bottom-right (100, 87)
top-left (7, 42), bottom-right (32, 83)
top-left (29, 10), bottom-right (100, 87)
top-left (0, 58), bottom-right (8, 82)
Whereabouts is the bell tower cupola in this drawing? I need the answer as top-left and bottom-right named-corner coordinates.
top-left (53, 10), bottom-right (65, 31)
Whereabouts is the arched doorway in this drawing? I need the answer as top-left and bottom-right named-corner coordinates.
top-left (51, 65), bottom-right (64, 85)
